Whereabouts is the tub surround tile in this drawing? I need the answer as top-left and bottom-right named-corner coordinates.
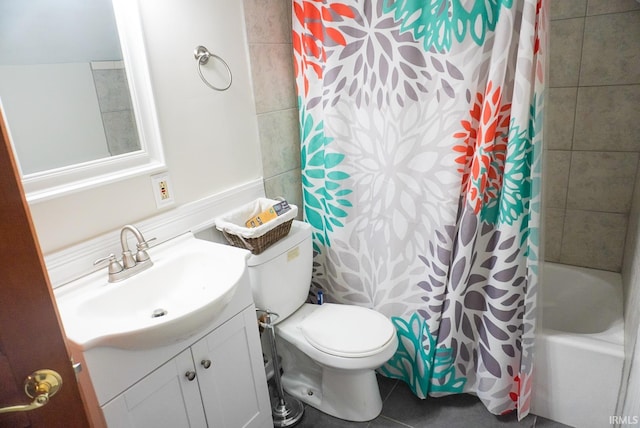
top-left (544, 208), bottom-right (566, 262)
top-left (551, 0), bottom-right (587, 19)
top-left (243, 0), bottom-right (299, 204)
top-left (94, 67), bottom-right (140, 157)
top-left (544, 151), bottom-right (571, 209)
top-left (586, 0), bottom-right (640, 16)
top-left (579, 11), bottom-right (640, 86)
top-left (102, 110), bottom-right (140, 156)
top-left (573, 85), bottom-right (640, 152)
top-left (543, 2), bottom-right (640, 271)
top-left (566, 151), bottom-right (638, 213)
top-left (560, 209), bottom-right (627, 271)
top-left (549, 18), bottom-right (584, 88)
top-left (243, 0), bottom-right (291, 44)
top-left (264, 169), bottom-right (303, 217)
top-left (258, 108), bottom-right (301, 177)
top-left (92, 68), bottom-right (133, 113)
top-left (547, 88), bottom-right (576, 150)
top-left (249, 43), bottom-right (297, 114)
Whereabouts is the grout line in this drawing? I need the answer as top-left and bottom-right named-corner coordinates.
top-left (573, 15), bottom-right (586, 139)
top-left (256, 107), bottom-right (300, 117)
top-left (550, 8), bottom-right (640, 21)
top-left (584, 8), bottom-right (640, 18)
top-left (546, 148), bottom-right (640, 154)
top-left (381, 379), bottom-right (400, 402)
top-left (549, 83), bottom-right (640, 89)
top-left (376, 415), bottom-right (415, 428)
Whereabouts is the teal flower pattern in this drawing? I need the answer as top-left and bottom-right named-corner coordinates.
top-left (497, 121), bottom-right (531, 227)
top-left (382, 0), bottom-right (514, 52)
top-left (380, 312), bottom-right (466, 397)
top-left (299, 98), bottom-right (353, 253)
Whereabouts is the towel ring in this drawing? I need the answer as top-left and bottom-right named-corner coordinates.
top-left (194, 45), bottom-right (232, 91)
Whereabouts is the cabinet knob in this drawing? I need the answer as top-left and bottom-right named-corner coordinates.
top-left (201, 359), bottom-right (212, 369)
top-left (185, 371), bottom-right (196, 381)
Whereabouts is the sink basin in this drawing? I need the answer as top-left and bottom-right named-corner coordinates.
top-left (55, 233), bottom-right (250, 351)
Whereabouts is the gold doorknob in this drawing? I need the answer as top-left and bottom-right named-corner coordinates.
top-left (0, 369), bottom-right (63, 414)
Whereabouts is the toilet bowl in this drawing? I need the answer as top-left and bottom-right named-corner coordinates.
top-left (247, 220), bottom-right (398, 422)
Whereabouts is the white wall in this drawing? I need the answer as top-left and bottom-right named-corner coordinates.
top-left (620, 167), bottom-right (640, 420)
top-left (0, 0), bottom-right (122, 65)
top-left (28, 0), bottom-right (263, 254)
top-left (621, 330), bottom-right (640, 426)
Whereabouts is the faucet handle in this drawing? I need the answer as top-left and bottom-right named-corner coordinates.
top-left (137, 237), bottom-right (157, 250)
top-left (94, 254), bottom-right (124, 274)
top-left (135, 237), bottom-right (157, 262)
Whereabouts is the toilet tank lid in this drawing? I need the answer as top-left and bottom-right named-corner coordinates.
top-left (247, 220), bottom-right (311, 267)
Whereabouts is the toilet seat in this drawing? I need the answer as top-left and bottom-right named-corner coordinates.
top-left (300, 304), bottom-right (395, 358)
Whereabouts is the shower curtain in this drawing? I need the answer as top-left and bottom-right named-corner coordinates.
top-left (293, 0), bottom-right (547, 419)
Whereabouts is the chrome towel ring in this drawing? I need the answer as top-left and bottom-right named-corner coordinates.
top-left (194, 45), bottom-right (232, 91)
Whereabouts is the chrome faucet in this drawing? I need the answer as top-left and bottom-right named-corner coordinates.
top-left (120, 225), bottom-right (153, 268)
top-left (94, 225), bottom-right (155, 282)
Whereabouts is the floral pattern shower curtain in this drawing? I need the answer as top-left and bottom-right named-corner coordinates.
top-left (293, 0), bottom-right (547, 419)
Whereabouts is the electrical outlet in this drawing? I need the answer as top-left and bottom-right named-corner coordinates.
top-left (151, 173), bottom-right (175, 208)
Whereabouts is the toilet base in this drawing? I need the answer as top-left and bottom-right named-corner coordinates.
top-left (282, 367), bottom-right (382, 422)
top-left (276, 336), bottom-right (384, 422)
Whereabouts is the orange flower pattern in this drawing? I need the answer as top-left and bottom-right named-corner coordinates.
top-left (453, 82), bottom-right (512, 218)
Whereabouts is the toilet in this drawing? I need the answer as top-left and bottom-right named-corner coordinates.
top-left (247, 220), bottom-right (398, 422)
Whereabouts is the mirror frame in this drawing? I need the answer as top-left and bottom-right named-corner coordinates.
top-left (14, 0), bottom-right (165, 203)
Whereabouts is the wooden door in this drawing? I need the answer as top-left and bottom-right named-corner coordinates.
top-left (0, 108), bottom-right (90, 427)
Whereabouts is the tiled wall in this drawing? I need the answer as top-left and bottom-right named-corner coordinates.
top-left (91, 62), bottom-right (140, 156)
top-left (545, 0), bottom-right (640, 271)
top-left (243, 0), bottom-right (303, 212)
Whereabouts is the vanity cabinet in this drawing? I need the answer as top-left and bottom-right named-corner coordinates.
top-left (101, 348), bottom-right (206, 427)
top-left (101, 307), bottom-right (271, 427)
top-left (65, 274), bottom-right (273, 428)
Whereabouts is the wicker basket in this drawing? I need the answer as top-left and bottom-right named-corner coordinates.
top-left (221, 219), bottom-right (293, 254)
top-left (215, 198), bottom-right (297, 254)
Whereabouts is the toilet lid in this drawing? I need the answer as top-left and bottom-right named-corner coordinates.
top-left (300, 304), bottom-right (395, 358)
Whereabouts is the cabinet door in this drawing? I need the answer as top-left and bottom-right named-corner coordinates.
top-left (102, 349), bottom-right (207, 428)
top-left (192, 307), bottom-right (272, 428)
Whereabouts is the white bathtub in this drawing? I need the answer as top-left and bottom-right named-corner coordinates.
top-left (531, 262), bottom-right (624, 428)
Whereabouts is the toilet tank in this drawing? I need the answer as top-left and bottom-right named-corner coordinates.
top-left (247, 220), bottom-right (312, 323)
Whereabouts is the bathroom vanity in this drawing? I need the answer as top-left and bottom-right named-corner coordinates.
top-left (75, 278), bottom-right (270, 427)
top-left (54, 234), bottom-right (272, 427)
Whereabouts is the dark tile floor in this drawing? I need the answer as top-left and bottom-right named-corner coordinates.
top-left (289, 375), bottom-right (571, 428)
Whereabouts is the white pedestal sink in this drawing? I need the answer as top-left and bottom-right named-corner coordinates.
top-left (55, 233), bottom-right (250, 350)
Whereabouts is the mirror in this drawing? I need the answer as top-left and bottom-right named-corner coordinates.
top-left (0, 0), bottom-right (165, 202)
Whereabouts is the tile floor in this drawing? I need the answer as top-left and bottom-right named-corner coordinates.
top-left (285, 375), bottom-right (571, 428)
